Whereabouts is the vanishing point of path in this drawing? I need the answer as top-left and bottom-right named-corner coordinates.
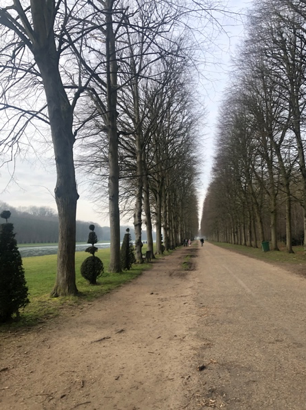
top-left (1, 242), bottom-right (306, 409)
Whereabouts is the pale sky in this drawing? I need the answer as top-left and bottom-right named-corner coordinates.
top-left (0, 0), bottom-right (251, 227)
top-left (197, 0), bottom-right (251, 220)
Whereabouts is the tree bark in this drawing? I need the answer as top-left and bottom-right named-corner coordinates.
top-left (143, 164), bottom-right (155, 259)
top-left (30, 1), bottom-right (78, 296)
top-left (155, 188), bottom-right (162, 254)
top-left (105, 0), bottom-right (121, 272)
top-left (133, 127), bottom-right (143, 263)
top-left (285, 186), bottom-right (294, 253)
top-left (270, 196), bottom-right (278, 251)
top-left (163, 184), bottom-right (170, 251)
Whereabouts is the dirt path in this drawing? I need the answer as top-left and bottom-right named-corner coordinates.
top-left (0, 246), bottom-right (201, 410)
top-left (1, 242), bottom-right (306, 409)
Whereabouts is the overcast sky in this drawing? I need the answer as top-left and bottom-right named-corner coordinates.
top-left (194, 0), bottom-right (252, 221)
top-left (0, 0), bottom-right (252, 227)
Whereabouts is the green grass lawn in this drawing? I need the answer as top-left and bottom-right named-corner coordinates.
top-left (3, 246), bottom-right (159, 329)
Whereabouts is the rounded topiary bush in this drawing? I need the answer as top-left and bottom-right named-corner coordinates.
top-left (81, 256), bottom-right (104, 284)
top-left (0, 210), bottom-right (11, 223)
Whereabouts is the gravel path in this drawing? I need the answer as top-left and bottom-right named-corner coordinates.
top-left (193, 242), bottom-right (306, 409)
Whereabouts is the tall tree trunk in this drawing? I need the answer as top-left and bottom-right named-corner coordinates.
top-left (272, 133), bottom-right (294, 253)
top-left (285, 188), bottom-right (294, 253)
top-left (267, 148), bottom-right (279, 251)
top-left (252, 210), bottom-right (258, 248)
top-left (270, 197), bottom-right (278, 251)
top-left (128, 40), bottom-right (144, 262)
top-left (30, 3), bottom-right (78, 296)
top-left (287, 63), bottom-right (306, 251)
top-left (143, 165), bottom-right (155, 258)
top-left (247, 208), bottom-right (252, 247)
top-left (40, 70), bottom-right (78, 297)
top-left (133, 131), bottom-right (143, 263)
top-left (251, 189), bottom-right (264, 244)
top-left (134, 176), bottom-right (143, 263)
top-left (295, 142), bottom-right (306, 252)
top-left (105, 0), bottom-right (121, 272)
top-left (155, 189), bottom-right (162, 254)
top-left (170, 212), bottom-right (176, 249)
top-left (242, 216), bottom-right (247, 246)
top-left (163, 185), bottom-right (170, 251)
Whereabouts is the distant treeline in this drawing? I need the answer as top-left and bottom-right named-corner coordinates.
top-left (0, 202), bottom-right (153, 244)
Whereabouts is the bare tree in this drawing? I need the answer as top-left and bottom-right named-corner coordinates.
top-left (202, 0), bottom-right (306, 252)
top-left (75, 0), bottom-right (206, 258)
top-left (246, 0), bottom-right (306, 250)
top-left (0, 1), bottom-right (89, 295)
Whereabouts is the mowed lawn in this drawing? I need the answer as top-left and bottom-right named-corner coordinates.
top-left (8, 247), bottom-right (152, 327)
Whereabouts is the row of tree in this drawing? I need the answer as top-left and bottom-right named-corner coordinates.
top-left (201, 0), bottom-right (306, 252)
top-left (0, 0), bottom-right (202, 295)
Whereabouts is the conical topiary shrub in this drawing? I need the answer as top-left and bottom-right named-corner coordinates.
top-left (120, 228), bottom-right (136, 270)
top-left (81, 224), bottom-right (104, 284)
top-left (0, 221), bottom-right (29, 323)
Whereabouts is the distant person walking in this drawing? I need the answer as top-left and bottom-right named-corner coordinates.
top-left (200, 238), bottom-right (204, 247)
